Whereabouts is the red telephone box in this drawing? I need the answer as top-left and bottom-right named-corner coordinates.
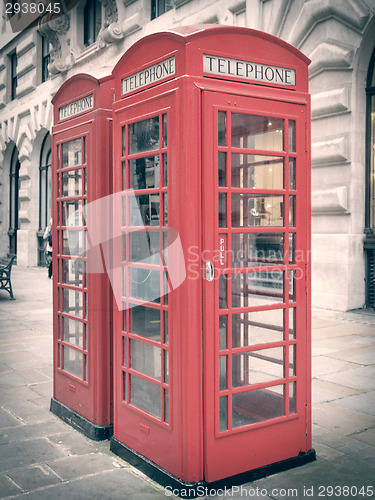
top-left (51, 74), bottom-right (114, 439)
top-left (109, 25), bottom-right (315, 490)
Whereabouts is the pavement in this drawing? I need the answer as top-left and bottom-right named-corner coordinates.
top-left (0, 265), bottom-right (374, 499)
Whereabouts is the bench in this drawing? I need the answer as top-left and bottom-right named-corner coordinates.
top-left (0, 256), bottom-right (16, 300)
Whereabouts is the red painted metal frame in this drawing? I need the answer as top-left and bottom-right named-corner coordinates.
top-left (110, 25), bottom-right (311, 483)
top-left (51, 74), bottom-right (114, 428)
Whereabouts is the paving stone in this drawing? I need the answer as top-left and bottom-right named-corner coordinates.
top-left (312, 356), bottom-right (359, 377)
top-left (328, 345), bottom-right (375, 366)
top-left (0, 473), bottom-right (23, 498)
top-left (0, 419), bottom-right (70, 445)
top-left (47, 432), bottom-right (97, 456)
top-left (46, 452), bottom-right (122, 480)
top-left (313, 403), bottom-right (375, 435)
top-left (6, 464), bottom-right (62, 491)
top-left (312, 379), bottom-right (361, 404)
top-left (335, 391), bottom-right (375, 417)
top-left (0, 438), bottom-right (66, 473)
top-left (319, 365), bottom-right (375, 391)
top-left (4, 400), bottom-right (56, 424)
top-left (352, 428), bottom-right (375, 447)
top-left (0, 407), bottom-right (22, 429)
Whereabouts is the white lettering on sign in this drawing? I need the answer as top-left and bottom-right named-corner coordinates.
top-left (122, 56), bottom-right (176, 95)
top-left (219, 237), bottom-right (225, 267)
top-left (58, 94), bottom-right (94, 121)
top-left (203, 54), bottom-right (296, 86)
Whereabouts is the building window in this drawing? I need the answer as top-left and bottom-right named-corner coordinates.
top-left (151, 0), bottom-right (174, 20)
top-left (38, 133), bottom-right (52, 266)
top-left (84, 0), bottom-right (102, 46)
top-left (10, 51), bottom-right (17, 100)
top-left (41, 35), bottom-right (50, 82)
top-left (9, 146), bottom-right (20, 256)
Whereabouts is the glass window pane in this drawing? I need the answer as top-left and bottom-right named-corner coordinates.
top-left (219, 274), bottom-right (227, 309)
top-left (62, 200), bottom-right (82, 226)
top-left (130, 155), bottom-right (160, 189)
top-left (163, 154), bottom-right (167, 187)
top-left (162, 113), bottom-right (167, 148)
top-left (232, 233), bottom-right (284, 268)
top-left (289, 120), bottom-right (296, 152)
top-left (130, 268), bottom-right (160, 303)
top-left (232, 271), bottom-right (284, 308)
top-left (289, 344), bottom-right (296, 376)
top-left (62, 230), bottom-right (82, 256)
top-left (62, 259), bottom-right (83, 286)
top-left (231, 154), bottom-right (284, 189)
top-left (130, 339), bottom-right (161, 380)
top-left (219, 193), bottom-right (227, 228)
top-left (218, 111), bottom-right (226, 146)
top-left (130, 231), bottom-right (160, 265)
top-left (232, 385), bottom-right (284, 428)
top-left (289, 308), bottom-right (295, 339)
top-left (62, 139), bottom-right (82, 167)
top-left (232, 309), bottom-right (284, 348)
top-left (232, 347), bottom-right (284, 387)
top-left (164, 389), bottom-right (169, 423)
top-left (289, 195), bottom-right (295, 226)
top-left (130, 374), bottom-right (161, 419)
top-left (61, 169), bottom-right (82, 197)
top-left (130, 305), bottom-right (161, 341)
top-left (129, 117), bottom-right (159, 154)
top-left (62, 346), bottom-right (83, 378)
top-left (218, 152), bottom-right (226, 187)
top-left (289, 158), bottom-right (296, 189)
top-left (129, 194), bottom-right (160, 226)
top-left (219, 355), bottom-right (227, 390)
top-left (62, 317), bottom-right (83, 348)
top-left (164, 310), bottom-right (169, 344)
top-left (289, 381), bottom-right (296, 413)
top-left (62, 288), bottom-right (83, 317)
top-left (219, 316), bottom-right (227, 350)
top-left (122, 126), bottom-right (126, 156)
top-left (219, 396), bottom-right (228, 431)
top-left (232, 194), bottom-right (284, 227)
top-left (123, 336), bottom-right (127, 367)
top-left (232, 114), bottom-right (284, 150)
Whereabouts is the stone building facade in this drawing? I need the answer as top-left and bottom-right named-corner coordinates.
top-left (0, 0), bottom-right (374, 311)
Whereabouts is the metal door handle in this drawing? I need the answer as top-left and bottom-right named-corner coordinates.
top-left (206, 261), bottom-right (214, 282)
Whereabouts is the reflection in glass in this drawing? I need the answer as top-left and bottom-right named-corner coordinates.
top-left (62, 200), bottom-right (82, 226)
top-left (232, 271), bottom-right (284, 308)
top-left (164, 311), bottom-right (169, 344)
top-left (123, 336), bottom-right (127, 367)
top-left (289, 308), bottom-right (295, 338)
top-left (62, 169), bottom-right (82, 197)
top-left (62, 230), bottom-right (82, 256)
top-left (289, 120), bottom-right (296, 152)
top-left (232, 194), bottom-right (284, 227)
top-left (63, 345), bottom-right (82, 378)
top-left (289, 233), bottom-right (295, 263)
top-left (122, 126), bottom-right (126, 156)
top-left (130, 155), bottom-right (159, 189)
top-left (62, 317), bottom-right (83, 347)
top-left (232, 114), bottom-right (284, 150)
top-left (218, 152), bottom-right (226, 187)
top-left (232, 347), bottom-right (284, 387)
top-left (231, 154), bottom-right (284, 189)
top-left (62, 139), bottom-right (82, 167)
top-left (162, 113), bottom-right (167, 148)
top-left (62, 258), bottom-right (83, 286)
top-left (232, 233), bottom-right (284, 268)
top-left (164, 350), bottom-right (169, 384)
top-left (130, 305), bottom-right (161, 341)
top-left (130, 268), bottom-right (160, 303)
top-left (289, 195), bottom-right (295, 226)
top-left (130, 194), bottom-right (160, 226)
top-left (220, 356), bottom-right (227, 390)
top-left (130, 231), bottom-right (160, 264)
top-left (289, 381), bottom-right (296, 413)
top-left (129, 117), bottom-right (159, 154)
top-left (164, 389), bottom-right (169, 423)
top-left (163, 154), bottom-right (167, 187)
top-left (289, 344), bottom-right (296, 376)
top-left (219, 396), bottom-right (228, 431)
top-left (232, 308), bottom-right (284, 347)
top-left (289, 158), bottom-right (296, 189)
top-left (232, 385), bottom-right (284, 427)
top-left (219, 274), bottom-right (227, 309)
top-left (218, 111), bottom-right (226, 146)
top-left (219, 316), bottom-right (227, 350)
top-left (130, 374), bottom-right (161, 418)
top-left (289, 270), bottom-right (296, 302)
top-left (62, 288), bottom-right (83, 317)
top-left (130, 339), bottom-right (161, 380)
top-left (219, 193), bottom-right (227, 227)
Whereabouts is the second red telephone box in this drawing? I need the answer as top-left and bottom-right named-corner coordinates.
top-left (51, 73), bottom-right (114, 439)
top-left (109, 25), bottom-right (315, 490)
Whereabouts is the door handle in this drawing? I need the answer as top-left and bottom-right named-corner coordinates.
top-left (206, 261), bottom-right (214, 282)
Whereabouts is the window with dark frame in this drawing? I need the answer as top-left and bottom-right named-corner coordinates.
top-left (151, 0), bottom-right (174, 20)
top-left (10, 51), bottom-right (17, 101)
top-left (84, 0), bottom-right (102, 47)
top-left (41, 35), bottom-right (50, 82)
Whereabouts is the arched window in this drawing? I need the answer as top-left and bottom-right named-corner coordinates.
top-left (84, 0), bottom-right (102, 47)
top-left (37, 133), bottom-right (52, 266)
top-left (9, 146), bottom-right (20, 256)
top-left (365, 46), bottom-right (375, 308)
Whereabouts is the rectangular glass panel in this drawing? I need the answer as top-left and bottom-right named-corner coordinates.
top-left (129, 194), bottom-right (160, 226)
top-left (289, 233), bottom-right (295, 263)
top-left (231, 154), bottom-right (284, 189)
top-left (130, 305), bottom-right (161, 341)
top-left (232, 308), bottom-right (284, 347)
top-left (123, 336), bottom-right (127, 367)
top-left (129, 117), bottom-right (159, 154)
top-left (164, 389), bottom-right (169, 423)
top-left (289, 195), bottom-right (295, 226)
top-left (218, 111), bottom-right (226, 146)
top-left (130, 268), bottom-right (160, 303)
top-left (289, 381), bottom-right (296, 413)
top-left (232, 233), bottom-right (284, 267)
top-left (130, 339), bottom-right (161, 380)
top-left (289, 270), bottom-right (296, 302)
top-left (232, 347), bottom-right (284, 387)
top-left (219, 356), bottom-right (227, 390)
top-left (122, 126), bottom-right (126, 157)
top-left (62, 288), bottom-right (83, 317)
top-left (62, 230), bottom-right (82, 256)
top-left (163, 154), bottom-right (167, 187)
top-left (122, 196), bottom-right (126, 226)
top-left (232, 385), bottom-right (284, 427)
top-left (219, 193), bottom-right (227, 227)
top-left (289, 308), bottom-right (295, 338)
top-left (232, 271), bottom-right (284, 308)
top-left (163, 271), bottom-right (169, 305)
top-left (122, 161), bottom-right (127, 191)
top-left (62, 345), bottom-right (83, 378)
top-left (219, 274), bottom-right (227, 309)
top-left (232, 194), bottom-right (284, 227)
top-left (62, 139), bottom-right (82, 167)
top-left (289, 120), bottom-right (296, 152)
top-left (162, 113), bottom-right (167, 148)
top-left (62, 317), bottom-right (83, 348)
top-left (61, 169), bottom-right (82, 197)
top-left (232, 114), bottom-right (284, 150)
top-left (163, 193), bottom-right (168, 226)
top-left (219, 396), bottom-right (228, 431)
top-left (289, 158), bottom-right (296, 189)
top-left (130, 374), bottom-right (161, 419)
top-left (123, 371), bottom-right (127, 401)
top-left (164, 311), bottom-right (169, 344)
top-left (62, 200), bottom-right (82, 226)
top-left (130, 155), bottom-right (160, 189)
top-left (164, 350), bottom-right (169, 384)
top-left (218, 152), bottom-right (226, 187)
top-left (61, 259), bottom-right (83, 286)
top-left (219, 316), bottom-right (227, 350)
top-left (289, 344), bottom-right (296, 376)
top-left (130, 231), bottom-right (160, 264)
